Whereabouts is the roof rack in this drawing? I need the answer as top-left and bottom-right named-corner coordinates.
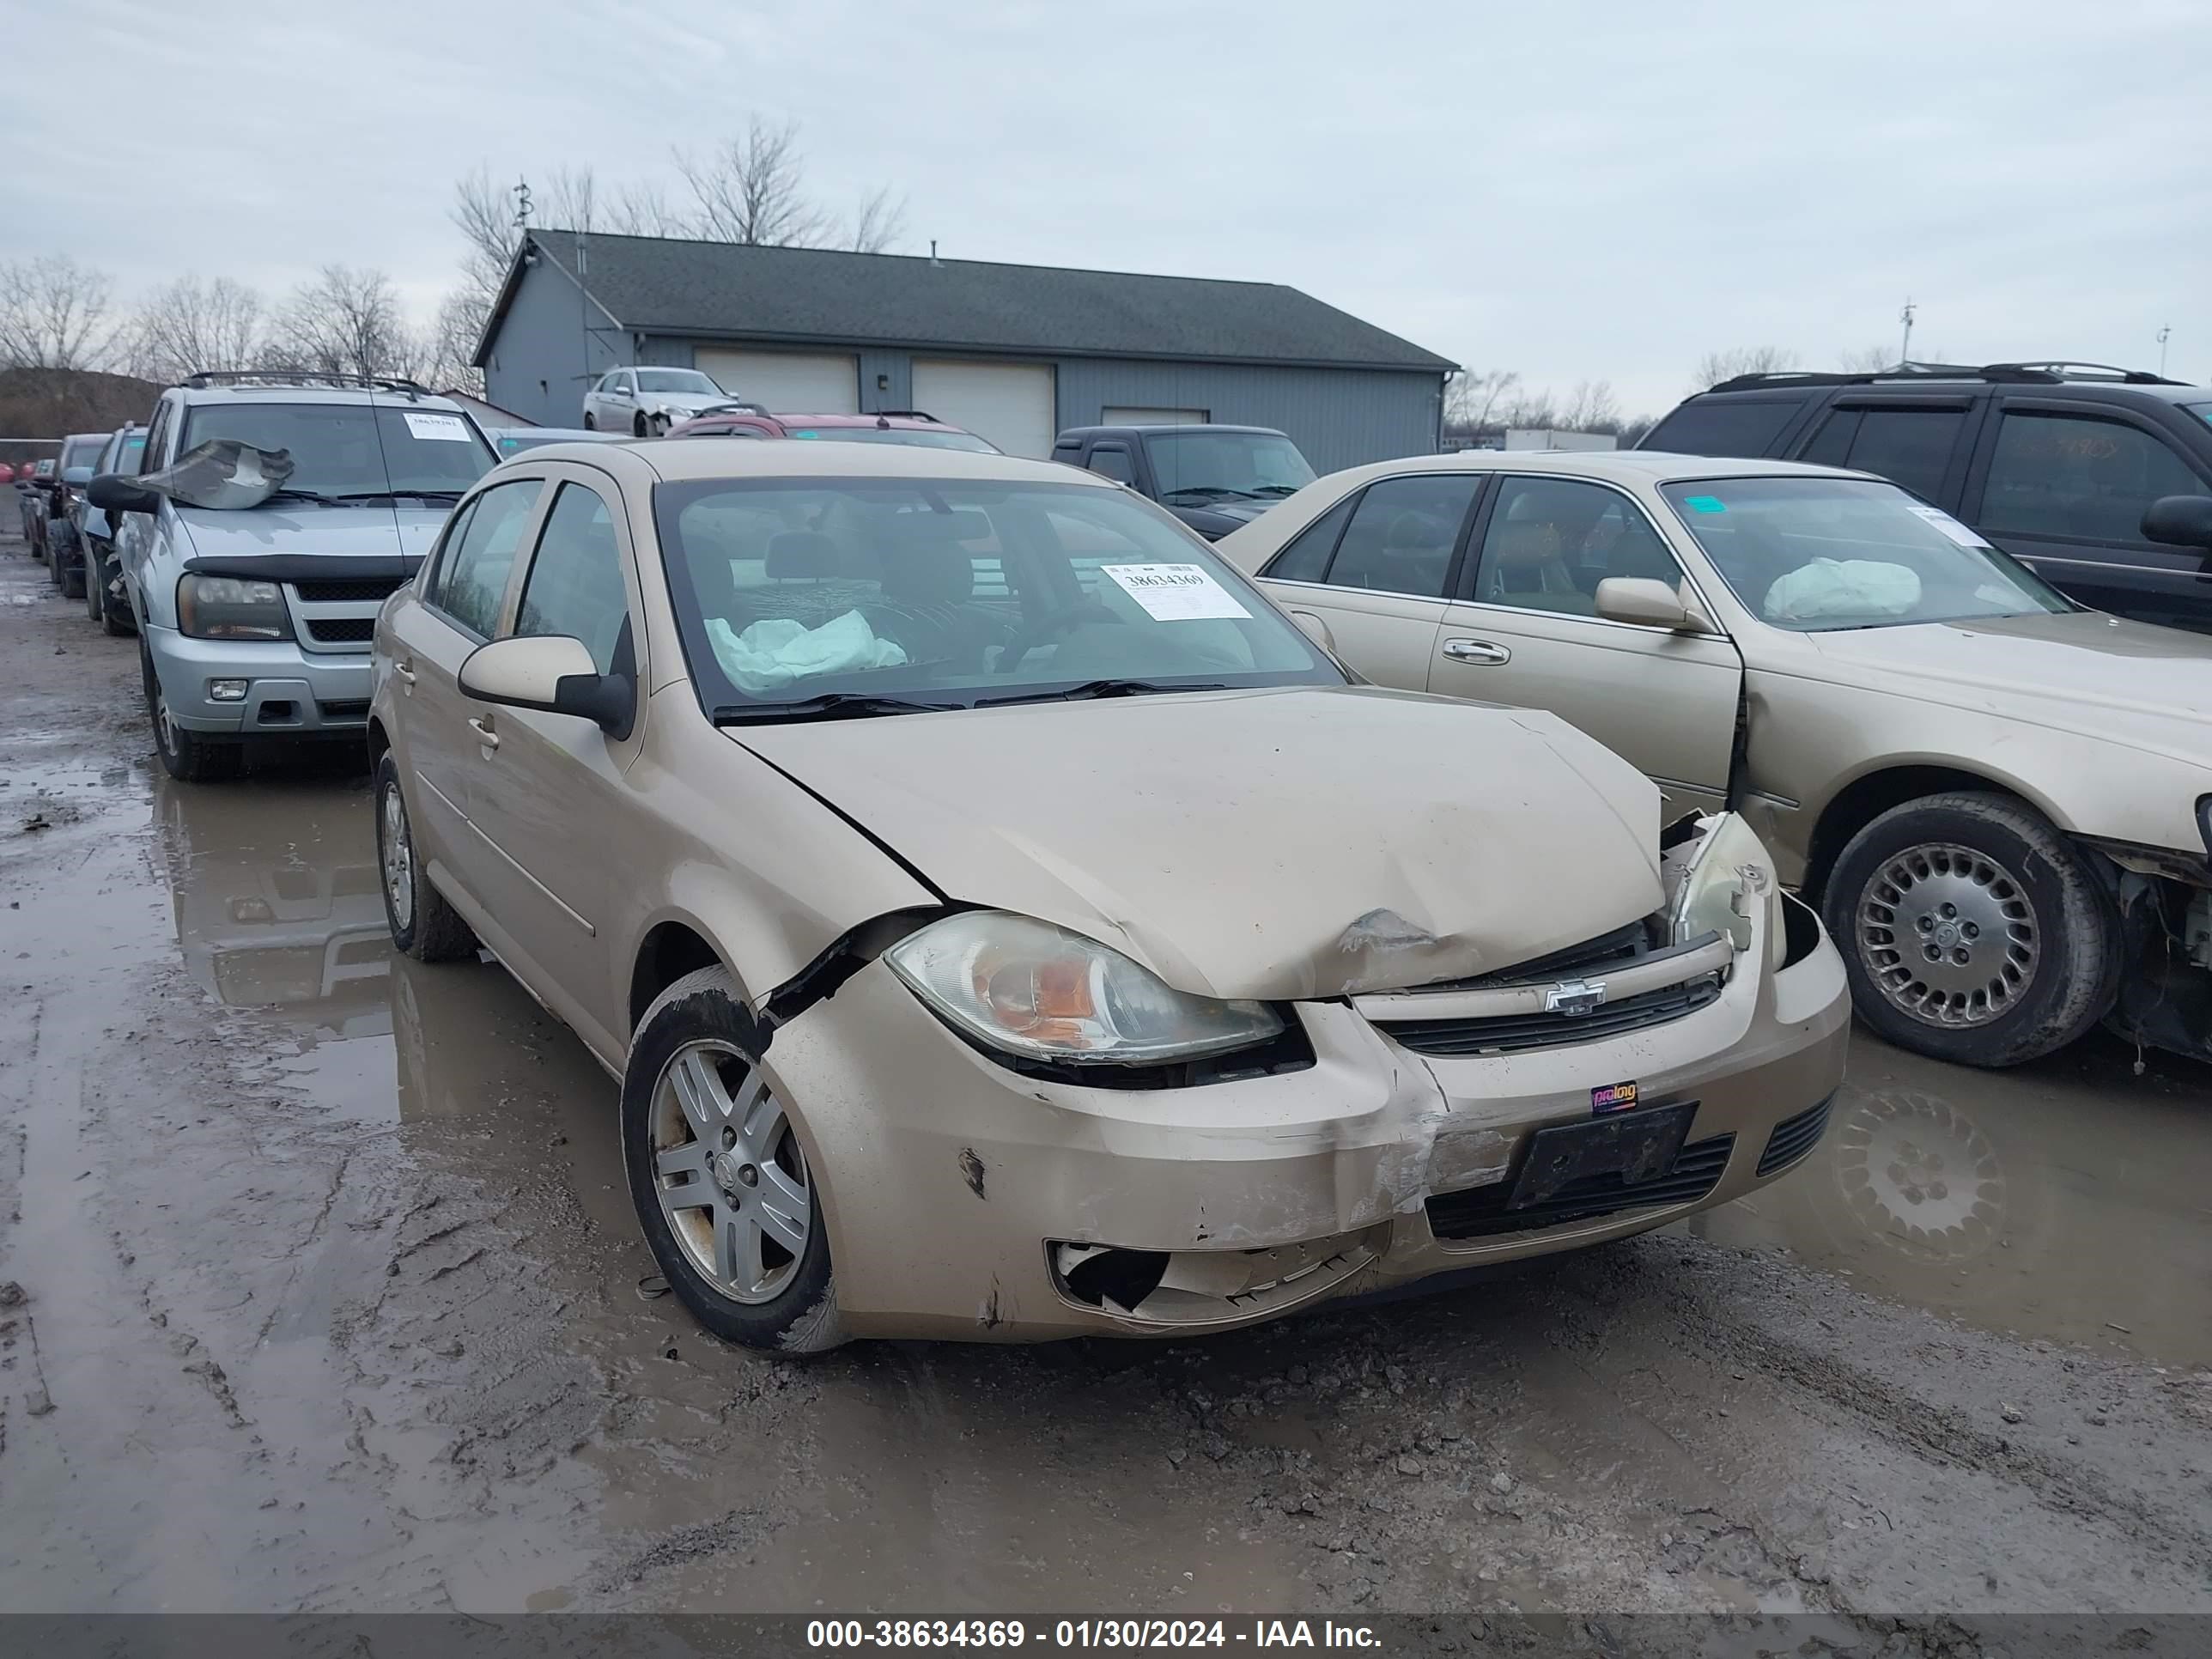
top-left (1708, 360), bottom-right (2185, 394)
top-left (871, 409), bottom-right (941, 424)
top-left (179, 368), bottom-right (431, 398)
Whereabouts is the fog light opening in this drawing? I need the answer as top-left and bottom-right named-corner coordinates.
top-left (208, 678), bottom-right (250, 702)
top-left (1056, 1245), bottom-right (1169, 1312)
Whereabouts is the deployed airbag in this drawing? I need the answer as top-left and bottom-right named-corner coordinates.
top-left (706, 608), bottom-right (907, 693)
top-left (1765, 557), bottom-right (1921, 623)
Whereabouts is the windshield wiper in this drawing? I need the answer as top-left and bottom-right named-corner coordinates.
top-left (1249, 483), bottom-right (1303, 497)
top-left (1161, 486), bottom-right (1260, 504)
top-left (325, 489), bottom-right (468, 504)
top-left (977, 679), bottom-right (1228, 708)
top-left (262, 487), bottom-right (337, 507)
top-left (713, 692), bottom-right (960, 725)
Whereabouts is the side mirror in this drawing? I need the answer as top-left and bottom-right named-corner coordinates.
top-left (88, 472), bottom-right (161, 516)
top-left (1595, 576), bottom-right (1706, 631)
top-left (2142, 495), bottom-right (2212, 551)
top-left (62, 466), bottom-right (94, 487)
top-left (459, 635), bottom-right (635, 738)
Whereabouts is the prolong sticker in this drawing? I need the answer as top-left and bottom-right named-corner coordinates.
top-left (404, 412), bottom-right (475, 443)
top-left (1904, 501), bottom-right (1993, 549)
top-left (1101, 563), bottom-right (1253, 622)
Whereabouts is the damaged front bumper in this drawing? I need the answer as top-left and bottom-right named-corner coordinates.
top-left (756, 866), bottom-right (1852, 1343)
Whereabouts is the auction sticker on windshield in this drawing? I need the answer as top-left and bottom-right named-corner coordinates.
top-left (1905, 502), bottom-right (1994, 549)
top-left (403, 412), bottom-right (475, 443)
top-left (1103, 563), bottom-right (1253, 622)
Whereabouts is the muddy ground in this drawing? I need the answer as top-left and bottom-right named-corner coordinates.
top-left (2, 542), bottom-right (2209, 1624)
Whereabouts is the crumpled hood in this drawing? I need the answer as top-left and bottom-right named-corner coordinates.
top-left (176, 503), bottom-right (448, 562)
top-left (731, 684), bottom-right (1664, 1000)
top-left (1798, 611), bottom-right (2212, 766)
top-left (646, 392), bottom-right (740, 417)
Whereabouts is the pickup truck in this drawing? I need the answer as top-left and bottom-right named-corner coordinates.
top-left (1050, 423), bottom-right (1316, 540)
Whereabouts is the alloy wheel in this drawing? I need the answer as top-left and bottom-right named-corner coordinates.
top-left (1854, 842), bottom-right (2039, 1028)
top-left (650, 1041), bottom-right (811, 1304)
top-left (380, 781), bottom-right (416, 933)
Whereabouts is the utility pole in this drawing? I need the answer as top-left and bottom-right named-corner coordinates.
top-left (1899, 298), bottom-right (1917, 367)
top-left (2157, 325), bottom-right (2171, 376)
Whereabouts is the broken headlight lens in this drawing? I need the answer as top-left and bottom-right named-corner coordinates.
top-left (1667, 811), bottom-right (1782, 962)
top-left (885, 911), bottom-right (1284, 1065)
top-left (176, 573), bottom-right (293, 641)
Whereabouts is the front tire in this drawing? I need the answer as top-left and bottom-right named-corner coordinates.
top-left (623, 966), bottom-right (843, 1352)
top-left (1823, 791), bottom-right (2120, 1067)
top-left (632, 412), bottom-right (650, 438)
top-left (374, 754), bottom-right (478, 962)
top-left (143, 636), bottom-right (242, 782)
top-left (582, 411), bottom-right (597, 430)
top-left (83, 544), bottom-right (106, 622)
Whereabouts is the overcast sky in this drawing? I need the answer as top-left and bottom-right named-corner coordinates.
top-left (6, 0), bottom-right (2208, 415)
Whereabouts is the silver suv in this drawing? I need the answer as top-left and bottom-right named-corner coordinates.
top-left (94, 373), bottom-right (496, 781)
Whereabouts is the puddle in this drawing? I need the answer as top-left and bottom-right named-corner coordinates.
top-left (1692, 1028), bottom-right (2212, 1368)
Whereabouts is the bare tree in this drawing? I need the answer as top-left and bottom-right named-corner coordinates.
top-left (1558, 380), bottom-right (1620, 432)
top-left (1837, 344), bottom-right (1897, 374)
top-left (1444, 368), bottom-right (1519, 434)
top-left (426, 289), bottom-right (489, 394)
top-left (267, 266), bottom-right (421, 381)
top-left (844, 185), bottom-right (907, 254)
top-left (1693, 345), bottom-right (1798, 390)
top-left (452, 167), bottom-right (519, 302)
top-left (0, 255), bottom-right (118, 370)
top-left (676, 118), bottom-right (829, 247)
top-left (126, 276), bottom-right (264, 381)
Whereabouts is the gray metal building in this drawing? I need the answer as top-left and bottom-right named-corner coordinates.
top-left (472, 231), bottom-right (1454, 467)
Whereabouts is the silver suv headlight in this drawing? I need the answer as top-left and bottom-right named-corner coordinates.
top-left (176, 573), bottom-right (293, 641)
top-left (887, 911), bottom-right (1283, 1064)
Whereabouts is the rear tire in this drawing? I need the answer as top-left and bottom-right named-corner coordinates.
top-left (374, 753), bottom-right (479, 962)
top-left (83, 544), bottom-right (105, 622)
top-left (58, 532), bottom-right (84, 599)
top-left (1822, 791), bottom-right (2120, 1067)
top-left (142, 635), bottom-right (242, 782)
top-left (623, 965), bottom-right (844, 1353)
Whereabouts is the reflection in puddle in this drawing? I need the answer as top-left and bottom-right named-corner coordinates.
top-left (1696, 1030), bottom-right (2212, 1367)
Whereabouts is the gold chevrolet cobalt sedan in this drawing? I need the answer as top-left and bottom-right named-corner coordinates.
top-left (368, 439), bottom-right (1847, 1349)
top-left (1223, 451), bottom-right (2212, 1070)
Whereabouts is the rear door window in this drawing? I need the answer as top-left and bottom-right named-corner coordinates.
top-left (1644, 398), bottom-right (1805, 457)
top-left (1261, 495), bottom-right (1357, 582)
top-left (1829, 406), bottom-right (1968, 501)
top-left (1978, 410), bottom-right (2205, 544)
top-left (1317, 475), bottom-right (1480, 597)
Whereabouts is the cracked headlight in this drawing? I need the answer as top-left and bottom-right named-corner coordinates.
top-left (177, 573), bottom-right (293, 641)
top-left (1667, 811), bottom-right (1781, 963)
top-left (886, 910), bottom-right (1282, 1064)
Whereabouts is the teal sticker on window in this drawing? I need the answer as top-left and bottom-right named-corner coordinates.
top-left (1684, 495), bottom-right (1726, 513)
top-left (790, 429), bottom-right (821, 440)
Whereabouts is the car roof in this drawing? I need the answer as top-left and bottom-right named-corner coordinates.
top-left (1059, 423), bottom-right (1285, 438)
top-left (506, 435), bottom-right (1118, 489)
top-left (1342, 448), bottom-right (1873, 486)
top-left (171, 384), bottom-right (473, 413)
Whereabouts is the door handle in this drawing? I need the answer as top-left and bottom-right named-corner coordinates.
top-left (467, 714), bottom-right (500, 750)
top-left (392, 656), bottom-right (416, 684)
top-left (1442, 637), bottom-right (1512, 665)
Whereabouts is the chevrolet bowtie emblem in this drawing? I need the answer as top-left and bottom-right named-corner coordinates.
top-left (1545, 979), bottom-right (1608, 1017)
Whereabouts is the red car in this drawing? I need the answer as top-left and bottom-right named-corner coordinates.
top-left (665, 408), bottom-right (1000, 453)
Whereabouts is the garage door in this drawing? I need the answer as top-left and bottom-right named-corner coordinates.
top-left (1103, 406), bottom-right (1210, 426)
top-left (911, 361), bottom-right (1057, 459)
top-left (694, 349), bottom-right (859, 414)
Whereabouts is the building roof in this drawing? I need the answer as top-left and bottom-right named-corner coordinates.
top-left (480, 231), bottom-right (1455, 374)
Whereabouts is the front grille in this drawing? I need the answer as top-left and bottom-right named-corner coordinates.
top-left (303, 617), bottom-right (376, 644)
top-left (1419, 916), bottom-right (1662, 993)
top-left (1381, 974), bottom-right (1723, 1057)
top-left (317, 699), bottom-right (371, 722)
top-left (1426, 1133), bottom-right (1735, 1240)
top-left (293, 576), bottom-right (406, 604)
top-left (1757, 1092), bottom-right (1836, 1176)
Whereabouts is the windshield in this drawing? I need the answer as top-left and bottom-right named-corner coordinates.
top-left (1144, 430), bottom-right (1316, 501)
top-left (637, 369), bottom-right (725, 395)
top-left (179, 403), bottom-right (495, 500)
top-left (1660, 477), bottom-right (2072, 632)
top-left (653, 477), bottom-right (1340, 714)
top-left (2185, 403), bottom-right (2212, 430)
top-left (61, 436), bottom-right (109, 469)
top-left (785, 426), bottom-right (999, 453)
